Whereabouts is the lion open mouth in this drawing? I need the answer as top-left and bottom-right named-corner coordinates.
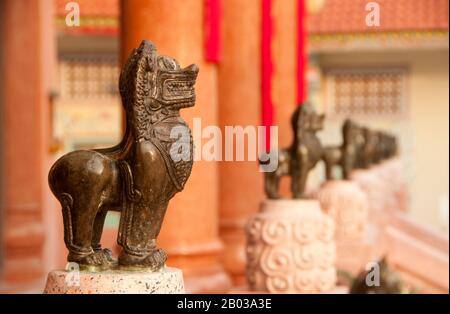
top-left (163, 79), bottom-right (196, 100)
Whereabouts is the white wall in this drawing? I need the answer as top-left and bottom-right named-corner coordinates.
top-left (316, 49), bottom-right (449, 231)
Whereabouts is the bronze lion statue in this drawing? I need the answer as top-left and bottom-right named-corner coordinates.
top-left (48, 40), bottom-right (198, 270)
top-left (263, 103), bottom-right (325, 199)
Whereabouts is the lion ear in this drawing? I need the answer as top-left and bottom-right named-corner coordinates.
top-left (146, 56), bottom-right (155, 72)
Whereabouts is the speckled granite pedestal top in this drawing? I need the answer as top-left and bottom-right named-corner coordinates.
top-left (43, 267), bottom-right (185, 294)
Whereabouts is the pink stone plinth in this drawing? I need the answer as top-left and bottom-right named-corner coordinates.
top-left (350, 158), bottom-right (409, 216)
top-left (316, 180), bottom-right (373, 275)
top-left (43, 267), bottom-right (185, 294)
top-left (375, 158), bottom-right (409, 212)
top-left (350, 168), bottom-right (391, 236)
top-left (316, 180), bottom-right (369, 241)
top-left (350, 168), bottom-right (385, 214)
top-left (246, 199), bottom-right (336, 294)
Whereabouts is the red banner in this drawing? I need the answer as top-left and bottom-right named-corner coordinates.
top-left (261, 0), bottom-right (273, 151)
top-left (204, 0), bottom-right (222, 63)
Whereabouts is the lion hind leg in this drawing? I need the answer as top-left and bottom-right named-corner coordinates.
top-left (91, 210), bottom-right (116, 264)
top-left (60, 193), bottom-right (93, 258)
top-left (61, 193), bottom-right (112, 269)
top-left (91, 210), bottom-right (107, 251)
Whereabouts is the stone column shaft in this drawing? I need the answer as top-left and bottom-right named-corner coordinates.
top-left (218, 0), bottom-right (264, 285)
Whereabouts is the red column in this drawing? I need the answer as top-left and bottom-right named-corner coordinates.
top-left (217, 0), bottom-right (264, 286)
top-left (0, 0), bottom-right (53, 288)
top-left (271, 0), bottom-right (300, 196)
top-left (120, 0), bottom-right (231, 293)
top-left (297, 0), bottom-right (307, 105)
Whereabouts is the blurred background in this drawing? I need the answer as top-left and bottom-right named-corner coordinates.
top-left (0, 0), bottom-right (448, 293)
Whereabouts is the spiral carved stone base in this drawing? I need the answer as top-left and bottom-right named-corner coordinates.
top-left (245, 200), bottom-right (336, 293)
top-left (373, 157), bottom-right (409, 213)
top-left (316, 180), bottom-right (373, 274)
top-left (316, 180), bottom-right (369, 241)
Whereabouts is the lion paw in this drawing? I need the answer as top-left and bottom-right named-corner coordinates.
top-left (68, 249), bottom-right (115, 270)
top-left (98, 248), bottom-right (115, 263)
top-left (118, 248), bottom-right (167, 271)
top-left (143, 249), bottom-right (167, 270)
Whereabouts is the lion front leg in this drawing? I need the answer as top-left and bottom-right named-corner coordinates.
top-left (291, 147), bottom-right (309, 198)
top-left (118, 201), bottom-right (169, 271)
top-left (264, 172), bottom-right (281, 199)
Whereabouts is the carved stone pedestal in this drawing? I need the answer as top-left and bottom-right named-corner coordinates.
top-left (374, 158), bottom-right (409, 212)
top-left (316, 180), bottom-right (368, 241)
top-left (43, 267), bottom-right (184, 294)
top-left (316, 180), bottom-right (370, 275)
top-left (245, 200), bottom-right (336, 293)
top-left (350, 169), bottom-right (385, 213)
top-left (350, 169), bottom-right (391, 259)
top-left (350, 168), bottom-right (391, 232)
